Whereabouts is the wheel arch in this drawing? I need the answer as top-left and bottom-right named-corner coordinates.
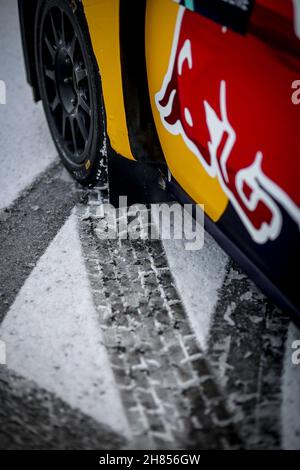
top-left (18, 0), bottom-right (165, 164)
top-left (18, 0), bottom-right (41, 101)
top-left (119, 0), bottom-right (165, 164)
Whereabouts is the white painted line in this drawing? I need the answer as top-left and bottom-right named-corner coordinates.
top-left (0, 212), bottom-right (131, 437)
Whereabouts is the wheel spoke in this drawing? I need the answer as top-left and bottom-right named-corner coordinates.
top-left (76, 113), bottom-right (88, 142)
top-left (70, 117), bottom-right (78, 154)
top-left (78, 93), bottom-right (91, 116)
top-left (42, 8), bottom-right (92, 161)
top-left (50, 94), bottom-right (60, 112)
top-left (60, 10), bottom-right (65, 43)
top-left (50, 12), bottom-right (59, 46)
top-left (62, 112), bottom-right (67, 139)
top-left (69, 34), bottom-right (77, 61)
top-left (44, 35), bottom-right (56, 62)
top-left (44, 67), bottom-right (55, 81)
top-left (74, 66), bottom-right (88, 85)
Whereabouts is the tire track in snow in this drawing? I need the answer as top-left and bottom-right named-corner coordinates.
top-left (208, 260), bottom-right (290, 449)
top-left (0, 160), bottom-right (295, 449)
top-left (76, 186), bottom-right (242, 449)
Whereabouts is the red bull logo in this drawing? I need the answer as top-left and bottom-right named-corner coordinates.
top-left (156, 5), bottom-right (300, 244)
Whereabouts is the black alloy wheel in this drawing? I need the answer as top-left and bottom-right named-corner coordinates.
top-left (35, 0), bottom-right (107, 185)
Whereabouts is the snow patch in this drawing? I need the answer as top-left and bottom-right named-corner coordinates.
top-left (0, 0), bottom-right (57, 210)
top-left (0, 212), bottom-right (130, 437)
top-left (161, 223), bottom-right (228, 350)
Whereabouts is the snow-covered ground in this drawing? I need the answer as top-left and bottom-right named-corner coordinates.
top-left (0, 212), bottom-right (130, 438)
top-left (0, 0), bottom-right (56, 210)
top-left (162, 231), bottom-right (228, 351)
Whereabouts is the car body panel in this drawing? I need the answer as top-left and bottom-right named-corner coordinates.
top-left (145, 0), bottom-right (300, 313)
top-left (146, 0), bottom-right (229, 222)
top-left (82, 0), bottom-right (134, 160)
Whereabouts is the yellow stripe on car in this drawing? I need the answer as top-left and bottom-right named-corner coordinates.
top-left (82, 0), bottom-right (134, 160)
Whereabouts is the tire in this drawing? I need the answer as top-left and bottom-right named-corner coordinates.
top-left (35, 0), bottom-right (107, 186)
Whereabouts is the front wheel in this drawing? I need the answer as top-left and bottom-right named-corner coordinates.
top-left (35, 0), bottom-right (107, 185)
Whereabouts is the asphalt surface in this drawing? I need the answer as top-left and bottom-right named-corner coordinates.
top-left (0, 162), bottom-right (77, 324)
top-left (0, 0), bottom-right (300, 450)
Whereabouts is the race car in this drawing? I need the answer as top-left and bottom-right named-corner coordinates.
top-left (18, 0), bottom-right (300, 320)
